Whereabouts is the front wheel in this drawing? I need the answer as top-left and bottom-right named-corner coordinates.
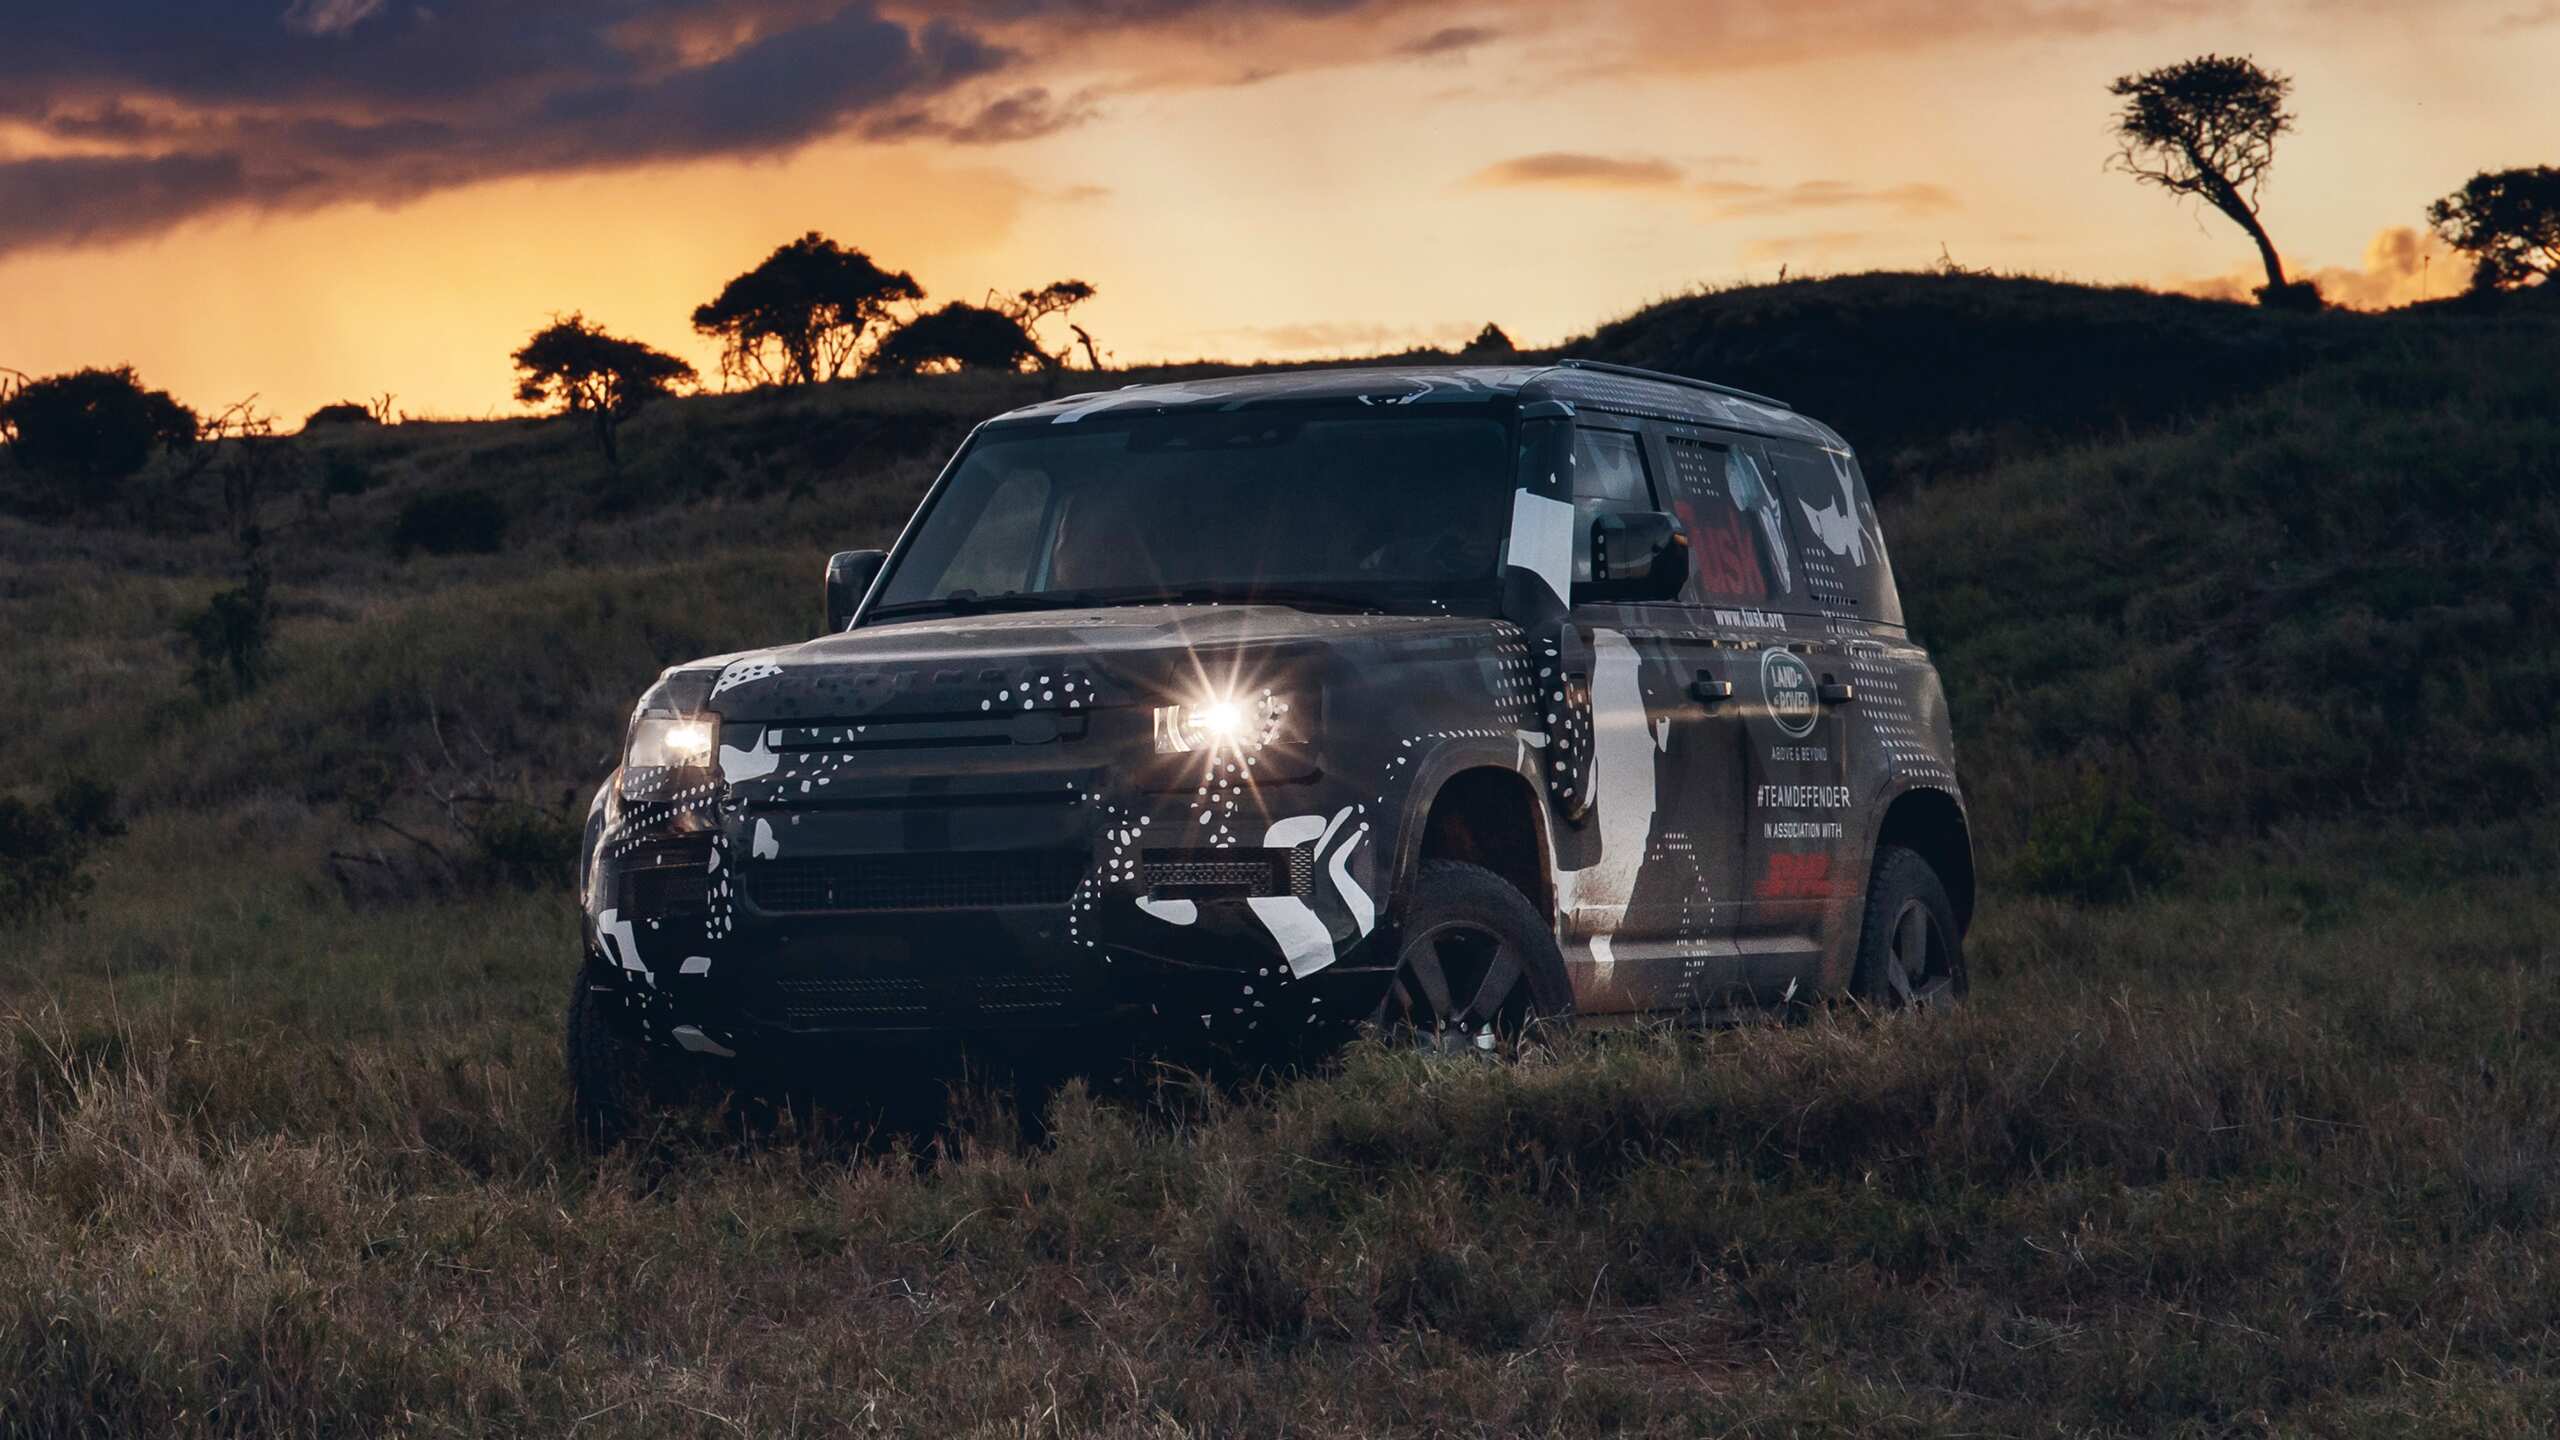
top-left (1375, 859), bottom-right (1571, 1055)
top-left (565, 976), bottom-right (689, 1151)
top-left (1851, 845), bottom-right (1966, 1011)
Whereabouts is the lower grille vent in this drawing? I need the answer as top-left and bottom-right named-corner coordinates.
top-left (770, 975), bottom-right (1082, 1025)
top-left (774, 976), bottom-right (929, 1021)
top-left (1141, 847), bottom-right (1301, 900)
top-left (747, 852), bottom-right (1088, 912)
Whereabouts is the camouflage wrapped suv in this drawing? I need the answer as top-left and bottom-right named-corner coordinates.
top-left (570, 361), bottom-right (1971, 1136)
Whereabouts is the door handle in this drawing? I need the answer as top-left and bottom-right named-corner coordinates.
top-left (1690, 673), bottom-right (1734, 705)
top-left (1818, 681), bottom-right (1856, 705)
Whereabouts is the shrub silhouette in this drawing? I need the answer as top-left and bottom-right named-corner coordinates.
top-left (868, 303), bottom-right (1044, 377)
top-left (0, 366), bottom-right (197, 512)
top-left (2428, 166), bottom-right (2560, 292)
top-left (303, 401), bottom-right (379, 428)
top-left (1461, 322), bottom-right (1519, 358)
top-left (511, 313), bottom-right (695, 467)
top-left (2109, 54), bottom-right (2310, 307)
top-left (691, 232), bottom-right (923, 386)
top-left (392, 488), bottom-right (508, 557)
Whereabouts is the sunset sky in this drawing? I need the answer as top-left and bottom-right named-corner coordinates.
top-left (3, 0), bottom-right (2553, 424)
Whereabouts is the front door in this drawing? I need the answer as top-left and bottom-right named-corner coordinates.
top-left (1544, 422), bottom-right (1751, 1012)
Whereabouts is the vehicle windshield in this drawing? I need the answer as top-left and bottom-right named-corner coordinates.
top-left (868, 408), bottom-right (1513, 620)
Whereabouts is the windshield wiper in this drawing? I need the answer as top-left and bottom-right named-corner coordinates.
top-left (866, 590), bottom-right (1107, 621)
top-left (869, 584), bottom-right (1390, 623)
top-left (1088, 585), bottom-right (1382, 613)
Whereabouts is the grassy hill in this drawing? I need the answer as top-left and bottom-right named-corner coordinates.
top-left (2, 273), bottom-right (2556, 1434)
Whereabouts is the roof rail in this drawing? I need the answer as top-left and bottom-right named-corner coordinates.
top-left (1551, 357), bottom-right (1788, 412)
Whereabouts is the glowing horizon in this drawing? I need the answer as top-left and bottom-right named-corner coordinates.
top-left (1, 0), bottom-right (2549, 424)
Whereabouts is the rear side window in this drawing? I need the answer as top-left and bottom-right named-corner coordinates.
top-left (1761, 440), bottom-right (1903, 624)
top-left (1567, 428), bottom-right (1657, 584)
top-left (1658, 434), bottom-right (1795, 607)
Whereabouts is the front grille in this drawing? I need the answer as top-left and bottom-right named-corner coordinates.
top-left (621, 864), bottom-right (710, 917)
top-left (746, 852), bottom-right (1088, 912)
top-left (1142, 847), bottom-right (1300, 900)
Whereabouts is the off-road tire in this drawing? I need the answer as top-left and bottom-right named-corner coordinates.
top-left (1851, 844), bottom-right (1965, 1011)
top-left (565, 976), bottom-right (681, 1151)
top-left (1377, 859), bottom-right (1573, 1055)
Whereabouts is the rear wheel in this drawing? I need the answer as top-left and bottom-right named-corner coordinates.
top-left (1375, 859), bottom-right (1569, 1055)
top-left (1851, 845), bottom-right (1965, 1011)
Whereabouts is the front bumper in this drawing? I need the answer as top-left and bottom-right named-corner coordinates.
top-left (582, 744), bottom-right (1396, 1056)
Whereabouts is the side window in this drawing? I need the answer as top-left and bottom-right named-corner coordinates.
top-left (1659, 434), bottom-right (1793, 607)
top-left (1567, 427), bottom-right (1656, 584)
top-left (1760, 441), bottom-right (1903, 623)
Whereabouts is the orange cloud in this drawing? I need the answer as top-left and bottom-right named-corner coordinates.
top-left (1467, 152), bottom-right (1685, 189)
top-left (2169, 226), bottom-right (2462, 309)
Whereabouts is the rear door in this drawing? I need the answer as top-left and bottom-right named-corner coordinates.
top-left (1738, 438), bottom-right (1892, 971)
top-left (1651, 426), bottom-right (1807, 1003)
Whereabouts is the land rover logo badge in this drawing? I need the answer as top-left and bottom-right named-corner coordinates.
top-left (1760, 648), bottom-right (1819, 739)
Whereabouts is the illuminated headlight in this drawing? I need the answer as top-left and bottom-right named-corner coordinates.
top-left (1153, 691), bottom-right (1292, 755)
top-left (627, 714), bottom-right (719, 770)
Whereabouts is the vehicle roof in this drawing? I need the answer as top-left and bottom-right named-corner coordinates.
top-left (984, 362), bottom-right (1850, 450)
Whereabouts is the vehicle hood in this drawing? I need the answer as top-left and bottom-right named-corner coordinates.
top-left (666, 604), bottom-right (1492, 723)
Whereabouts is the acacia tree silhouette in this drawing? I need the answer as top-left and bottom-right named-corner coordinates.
top-left (691, 233), bottom-right (924, 387)
top-left (2428, 167), bottom-right (2560, 292)
top-left (1000, 280), bottom-right (1100, 371)
top-left (510, 314), bottom-right (695, 468)
top-left (2109, 55), bottom-right (2310, 307)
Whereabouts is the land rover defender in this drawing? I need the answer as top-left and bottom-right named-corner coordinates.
top-left (570, 361), bottom-right (1972, 1136)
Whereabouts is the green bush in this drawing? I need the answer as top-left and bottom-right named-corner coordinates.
top-left (466, 801), bottom-right (580, 891)
top-left (390, 488), bottom-right (507, 557)
top-left (321, 454), bottom-right (376, 497)
top-left (2013, 770), bottom-right (2182, 903)
top-left (178, 571), bottom-right (273, 701)
top-left (0, 779), bottom-right (125, 922)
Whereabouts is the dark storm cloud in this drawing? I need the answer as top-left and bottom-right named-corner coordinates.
top-left (935, 0), bottom-right (1385, 20)
top-left (0, 1), bottom-right (1016, 255)
top-left (862, 86), bottom-right (1101, 144)
top-left (0, 152), bottom-right (303, 253)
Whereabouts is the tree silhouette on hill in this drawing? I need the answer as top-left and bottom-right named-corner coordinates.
top-left (2428, 167), bottom-right (2560, 293)
top-left (510, 314), bottom-right (695, 467)
top-left (1001, 280), bottom-right (1101, 371)
top-left (2109, 55), bottom-right (2315, 309)
top-left (692, 232), bottom-right (924, 387)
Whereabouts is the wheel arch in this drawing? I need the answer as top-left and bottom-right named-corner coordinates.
top-left (1871, 786), bottom-right (1975, 934)
top-left (1392, 754), bottom-right (1557, 927)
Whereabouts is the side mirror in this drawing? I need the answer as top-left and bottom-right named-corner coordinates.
top-left (1578, 512), bottom-right (1688, 604)
top-left (823, 549), bottom-right (886, 634)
